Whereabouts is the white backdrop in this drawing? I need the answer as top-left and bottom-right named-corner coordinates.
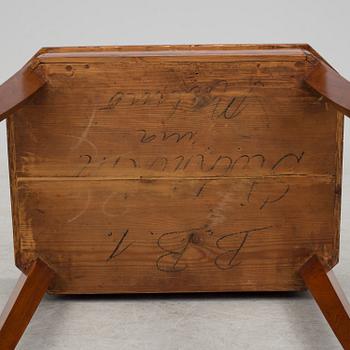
top-left (0, 1), bottom-right (349, 349)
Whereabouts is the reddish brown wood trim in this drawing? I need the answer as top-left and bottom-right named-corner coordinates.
top-left (305, 61), bottom-right (350, 116)
top-left (299, 255), bottom-right (350, 349)
top-left (0, 62), bottom-right (46, 122)
top-left (0, 259), bottom-right (55, 349)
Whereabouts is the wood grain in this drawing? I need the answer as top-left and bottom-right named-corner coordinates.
top-left (0, 259), bottom-right (54, 349)
top-left (16, 176), bottom-right (337, 293)
top-left (305, 61), bottom-right (350, 116)
top-left (6, 44), bottom-right (343, 294)
top-left (299, 255), bottom-right (350, 349)
top-left (0, 61), bottom-right (46, 121)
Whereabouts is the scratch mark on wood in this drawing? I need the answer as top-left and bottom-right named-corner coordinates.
top-left (62, 134), bottom-right (98, 158)
top-left (102, 192), bottom-right (126, 217)
top-left (67, 190), bottom-right (91, 223)
top-left (71, 109), bottom-right (97, 151)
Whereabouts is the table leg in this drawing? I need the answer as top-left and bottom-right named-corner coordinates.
top-left (299, 255), bottom-right (350, 349)
top-left (0, 258), bottom-right (55, 349)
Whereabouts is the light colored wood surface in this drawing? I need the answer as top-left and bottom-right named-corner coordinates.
top-left (6, 45), bottom-right (343, 293)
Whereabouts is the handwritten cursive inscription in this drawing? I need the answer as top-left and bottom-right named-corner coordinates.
top-left (137, 130), bottom-right (197, 144)
top-left (99, 79), bottom-right (250, 119)
top-left (214, 226), bottom-right (272, 270)
top-left (153, 225), bottom-right (273, 272)
top-left (76, 151), bottom-right (304, 176)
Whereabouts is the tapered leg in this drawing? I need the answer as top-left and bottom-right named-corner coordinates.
top-left (0, 258), bottom-right (55, 349)
top-left (299, 255), bottom-right (350, 349)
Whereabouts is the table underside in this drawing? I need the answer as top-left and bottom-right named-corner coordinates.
top-left (7, 46), bottom-right (343, 293)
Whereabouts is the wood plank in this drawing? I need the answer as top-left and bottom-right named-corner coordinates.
top-left (11, 60), bottom-right (338, 178)
top-left (7, 45), bottom-right (343, 293)
top-left (15, 176), bottom-right (337, 293)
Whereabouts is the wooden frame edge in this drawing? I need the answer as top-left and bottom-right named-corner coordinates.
top-left (299, 255), bottom-right (350, 349)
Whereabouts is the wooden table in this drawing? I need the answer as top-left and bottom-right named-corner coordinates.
top-left (0, 44), bottom-right (349, 349)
